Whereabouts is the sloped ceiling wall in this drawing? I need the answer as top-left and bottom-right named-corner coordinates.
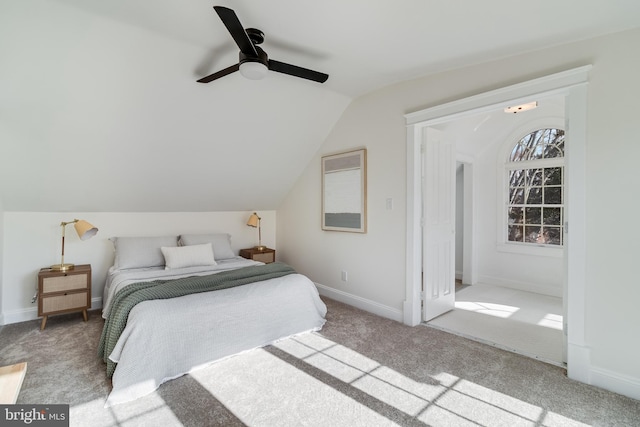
top-left (0, 0), bottom-right (350, 212)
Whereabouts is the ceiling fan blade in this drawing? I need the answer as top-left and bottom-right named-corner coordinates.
top-left (197, 63), bottom-right (240, 83)
top-left (213, 6), bottom-right (258, 57)
top-left (268, 60), bottom-right (328, 83)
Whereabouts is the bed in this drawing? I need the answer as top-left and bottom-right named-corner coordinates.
top-left (98, 234), bottom-right (327, 406)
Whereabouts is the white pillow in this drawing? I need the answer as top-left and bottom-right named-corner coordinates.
top-left (161, 243), bottom-right (217, 269)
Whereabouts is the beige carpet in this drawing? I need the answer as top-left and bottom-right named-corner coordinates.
top-left (428, 284), bottom-right (564, 365)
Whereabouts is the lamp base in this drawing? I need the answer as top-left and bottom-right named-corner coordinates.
top-left (254, 245), bottom-right (266, 251)
top-left (51, 263), bottom-right (75, 271)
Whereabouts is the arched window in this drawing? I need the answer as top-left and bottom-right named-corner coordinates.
top-left (506, 128), bottom-right (564, 246)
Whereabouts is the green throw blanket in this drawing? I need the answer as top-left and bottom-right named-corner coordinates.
top-left (98, 262), bottom-right (296, 378)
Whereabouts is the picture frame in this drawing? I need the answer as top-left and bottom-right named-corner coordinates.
top-left (321, 148), bottom-right (367, 233)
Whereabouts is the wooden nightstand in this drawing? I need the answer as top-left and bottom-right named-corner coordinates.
top-left (37, 264), bottom-right (91, 330)
top-left (239, 247), bottom-right (275, 264)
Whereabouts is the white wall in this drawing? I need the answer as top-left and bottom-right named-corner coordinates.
top-left (278, 94), bottom-right (408, 321)
top-left (0, 198), bottom-right (4, 325)
top-left (0, 211), bottom-right (275, 324)
top-left (278, 28), bottom-right (640, 399)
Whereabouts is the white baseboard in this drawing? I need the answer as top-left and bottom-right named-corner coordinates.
top-left (0, 297), bottom-right (103, 326)
top-left (567, 342), bottom-right (591, 384)
top-left (477, 274), bottom-right (562, 298)
top-left (591, 366), bottom-right (640, 401)
top-left (2, 307), bottom-right (38, 325)
top-left (314, 283), bottom-right (403, 323)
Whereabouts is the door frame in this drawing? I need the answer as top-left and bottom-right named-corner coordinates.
top-left (455, 156), bottom-right (476, 286)
top-left (403, 65), bottom-right (591, 383)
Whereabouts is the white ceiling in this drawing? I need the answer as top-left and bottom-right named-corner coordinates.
top-left (2, 0), bottom-right (640, 212)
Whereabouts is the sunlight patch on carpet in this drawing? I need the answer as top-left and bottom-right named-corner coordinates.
top-left (189, 345), bottom-right (398, 427)
top-left (70, 394), bottom-right (181, 427)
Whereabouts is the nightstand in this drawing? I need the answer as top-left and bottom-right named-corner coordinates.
top-left (37, 264), bottom-right (91, 330)
top-left (239, 247), bottom-right (275, 264)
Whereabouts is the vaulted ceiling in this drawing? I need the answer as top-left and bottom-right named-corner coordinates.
top-left (2, 0), bottom-right (640, 212)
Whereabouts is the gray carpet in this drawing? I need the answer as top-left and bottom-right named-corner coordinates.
top-left (1, 298), bottom-right (639, 426)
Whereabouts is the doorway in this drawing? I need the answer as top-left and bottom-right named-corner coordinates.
top-left (423, 106), bottom-right (566, 365)
top-left (403, 66), bottom-right (591, 382)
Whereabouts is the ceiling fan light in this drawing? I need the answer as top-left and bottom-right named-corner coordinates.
top-left (239, 61), bottom-right (268, 80)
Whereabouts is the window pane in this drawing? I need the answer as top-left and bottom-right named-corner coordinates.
top-left (508, 225), bottom-right (523, 242)
top-left (509, 145), bottom-right (525, 162)
top-left (526, 188), bottom-right (542, 204)
top-left (525, 226), bottom-right (541, 243)
top-left (544, 167), bottom-right (562, 186)
top-left (525, 207), bottom-right (541, 225)
top-left (509, 170), bottom-right (525, 188)
top-left (530, 130), bottom-right (545, 160)
top-left (509, 188), bottom-right (524, 205)
top-left (508, 207), bottom-right (523, 225)
top-left (526, 168), bottom-right (543, 187)
top-left (542, 227), bottom-right (562, 245)
top-left (543, 129), bottom-right (565, 159)
top-left (543, 207), bottom-right (562, 225)
top-left (544, 187), bottom-right (562, 204)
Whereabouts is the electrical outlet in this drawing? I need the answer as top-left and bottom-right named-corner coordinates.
top-left (341, 271), bottom-right (348, 282)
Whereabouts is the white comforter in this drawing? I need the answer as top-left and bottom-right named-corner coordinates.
top-left (101, 260), bottom-right (327, 406)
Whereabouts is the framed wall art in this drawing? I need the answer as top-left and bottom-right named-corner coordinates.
top-left (321, 148), bottom-right (367, 233)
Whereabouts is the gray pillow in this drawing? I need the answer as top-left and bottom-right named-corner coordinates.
top-left (178, 233), bottom-right (235, 260)
top-left (111, 236), bottom-right (179, 269)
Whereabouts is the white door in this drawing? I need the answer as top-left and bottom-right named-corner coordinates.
top-left (422, 127), bottom-right (456, 321)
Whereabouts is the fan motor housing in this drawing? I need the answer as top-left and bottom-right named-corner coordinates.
top-left (245, 28), bottom-right (265, 45)
top-left (240, 45), bottom-right (268, 67)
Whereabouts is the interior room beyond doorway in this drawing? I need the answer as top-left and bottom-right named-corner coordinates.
top-left (426, 95), bottom-right (566, 366)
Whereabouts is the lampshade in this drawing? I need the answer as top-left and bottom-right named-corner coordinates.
top-left (74, 220), bottom-right (98, 240)
top-left (239, 61), bottom-right (268, 80)
top-left (51, 219), bottom-right (99, 271)
top-left (246, 213), bottom-right (260, 227)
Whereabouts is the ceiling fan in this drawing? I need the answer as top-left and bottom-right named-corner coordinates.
top-left (197, 6), bottom-right (329, 84)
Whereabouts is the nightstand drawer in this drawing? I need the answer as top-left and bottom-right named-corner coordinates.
top-left (42, 274), bottom-right (88, 294)
top-left (41, 292), bottom-right (88, 313)
top-left (253, 252), bottom-right (274, 263)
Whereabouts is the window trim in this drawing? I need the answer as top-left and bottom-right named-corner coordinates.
top-left (496, 118), bottom-right (565, 257)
